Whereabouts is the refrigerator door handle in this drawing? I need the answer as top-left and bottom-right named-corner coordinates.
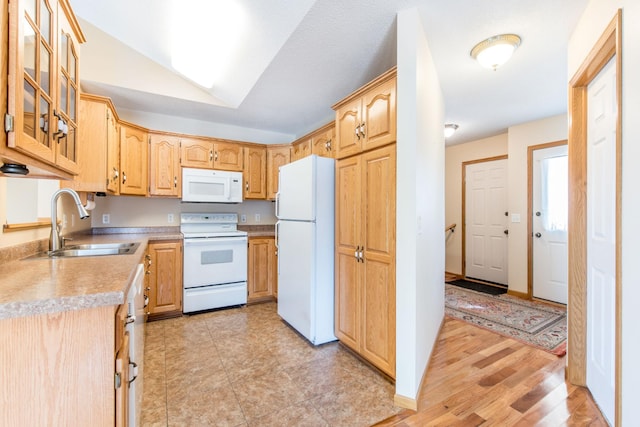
top-left (275, 221), bottom-right (280, 249)
top-left (275, 192), bottom-right (280, 218)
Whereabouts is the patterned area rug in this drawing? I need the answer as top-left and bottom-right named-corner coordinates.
top-left (445, 284), bottom-right (567, 356)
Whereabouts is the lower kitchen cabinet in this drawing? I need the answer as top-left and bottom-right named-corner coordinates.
top-left (248, 237), bottom-right (277, 303)
top-left (0, 305), bottom-right (121, 426)
top-left (114, 302), bottom-right (130, 427)
top-left (147, 240), bottom-right (183, 319)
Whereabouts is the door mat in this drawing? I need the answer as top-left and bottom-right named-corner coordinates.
top-left (446, 279), bottom-right (507, 295)
top-left (445, 284), bottom-right (567, 356)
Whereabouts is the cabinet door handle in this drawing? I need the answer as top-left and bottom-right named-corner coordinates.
top-left (355, 245), bottom-right (360, 260)
top-left (129, 361), bottom-right (138, 384)
top-left (143, 295), bottom-right (149, 308)
top-left (360, 122), bottom-right (366, 137)
top-left (122, 172), bottom-right (127, 184)
top-left (355, 125), bottom-right (360, 139)
top-left (359, 247), bottom-right (364, 262)
top-left (214, 151), bottom-right (219, 161)
top-left (245, 181), bottom-right (249, 191)
top-left (113, 167), bottom-right (119, 180)
top-left (125, 314), bottom-right (136, 324)
top-left (209, 150), bottom-right (213, 161)
top-left (174, 176), bottom-right (178, 188)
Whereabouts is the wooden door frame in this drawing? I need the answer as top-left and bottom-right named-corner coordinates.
top-left (567, 10), bottom-right (622, 425)
top-left (527, 140), bottom-right (568, 300)
top-left (461, 155), bottom-right (508, 279)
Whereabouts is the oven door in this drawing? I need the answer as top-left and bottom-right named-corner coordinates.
top-left (183, 236), bottom-right (248, 288)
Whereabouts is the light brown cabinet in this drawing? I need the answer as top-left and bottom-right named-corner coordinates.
top-left (291, 138), bottom-right (311, 162)
top-left (333, 69), bottom-right (396, 159)
top-left (266, 145), bottom-right (290, 200)
top-left (114, 303), bottom-right (130, 427)
top-left (119, 122), bottom-right (148, 196)
top-left (214, 140), bottom-right (244, 171)
top-left (311, 124), bottom-right (335, 158)
top-left (63, 93), bottom-right (119, 193)
top-left (147, 240), bottom-right (183, 319)
top-left (180, 137), bottom-right (213, 169)
top-left (180, 138), bottom-right (244, 171)
top-left (248, 237), bottom-right (277, 302)
top-left (149, 133), bottom-right (181, 197)
top-left (2, 0), bottom-right (85, 179)
top-left (243, 146), bottom-right (267, 199)
top-left (335, 144), bottom-right (396, 378)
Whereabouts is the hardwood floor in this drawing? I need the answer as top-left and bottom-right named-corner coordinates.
top-left (375, 317), bottom-right (607, 426)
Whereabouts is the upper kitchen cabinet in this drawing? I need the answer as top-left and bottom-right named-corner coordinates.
top-left (149, 132), bottom-right (180, 197)
top-left (266, 144), bottom-right (290, 200)
top-left (333, 68), bottom-right (396, 159)
top-left (180, 138), bottom-right (243, 171)
top-left (180, 137), bottom-right (213, 169)
top-left (243, 145), bottom-right (266, 199)
top-left (3, 0), bottom-right (85, 178)
top-left (119, 122), bottom-right (148, 196)
top-left (63, 93), bottom-right (119, 193)
top-left (213, 140), bottom-right (243, 171)
top-left (311, 123), bottom-right (335, 158)
top-left (291, 138), bottom-right (311, 162)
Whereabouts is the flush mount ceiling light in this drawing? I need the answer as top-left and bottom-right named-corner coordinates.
top-left (470, 34), bottom-right (521, 70)
top-left (444, 124), bottom-right (459, 138)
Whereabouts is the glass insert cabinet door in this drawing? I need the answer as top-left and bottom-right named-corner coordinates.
top-left (7, 0), bottom-right (82, 175)
top-left (8, 0), bottom-right (56, 164)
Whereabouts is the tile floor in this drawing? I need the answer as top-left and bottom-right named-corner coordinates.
top-left (141, 302), bottom-right (401, 426)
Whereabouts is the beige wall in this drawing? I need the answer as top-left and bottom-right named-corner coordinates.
top-left (444, 134), bottom-right (508, 275)
top-left (0, 178), bottom-right (93, 250)
top-left (89, 196), bottom-right (276, 228)
top-left (506, 114), bottom-right (567, 294)
top-left (443, 114), bottom-right (567, 294)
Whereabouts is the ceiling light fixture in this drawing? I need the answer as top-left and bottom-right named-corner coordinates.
top-left (444, 124), bottom-right (459, 138)
top-left (470, 34), bottom-right (521, 70)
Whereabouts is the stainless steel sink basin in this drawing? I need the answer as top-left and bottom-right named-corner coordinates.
top-left (65, 242), bottom-right (139, 250)
top-left (24, 242), bottom-right (141, 259)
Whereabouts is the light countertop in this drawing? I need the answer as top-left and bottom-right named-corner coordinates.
top-left (0, 230), bottom-right (182, 320)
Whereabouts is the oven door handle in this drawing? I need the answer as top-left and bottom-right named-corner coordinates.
top-left (184, 237), bottom-right (247, 246)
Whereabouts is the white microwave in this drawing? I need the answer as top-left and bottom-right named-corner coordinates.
top-left (182, 167), bottom-right (243, 203)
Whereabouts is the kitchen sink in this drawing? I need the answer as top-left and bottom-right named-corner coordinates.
top-left (64, 242), bottom-right (139, 250)
top-left (24, 242), bottom-right (141, 259)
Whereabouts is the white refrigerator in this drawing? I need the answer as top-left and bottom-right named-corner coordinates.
top-left (275, 154), bottom-right (337, 345)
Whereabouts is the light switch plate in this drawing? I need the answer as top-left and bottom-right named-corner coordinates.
top-left (511, 213), bottom-right (521, 223)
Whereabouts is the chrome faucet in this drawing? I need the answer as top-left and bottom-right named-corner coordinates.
top-left (49, 188), bottom-right (90, 251)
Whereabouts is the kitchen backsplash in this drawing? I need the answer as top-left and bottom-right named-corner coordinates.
top-left (89, 196), bottom-right (277, 228)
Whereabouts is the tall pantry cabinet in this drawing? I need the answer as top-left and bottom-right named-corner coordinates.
top-left (332, 68), bottom-right (397, 379)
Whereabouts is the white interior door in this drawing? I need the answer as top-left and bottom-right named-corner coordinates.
top-left (465, 159), bottom-right (508, 284)
top-left (533, 145), bottom-right (568, 304)
top-left (586, 56), bottom-right (616, 424)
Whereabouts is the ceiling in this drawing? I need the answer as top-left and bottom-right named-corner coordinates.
top-left (68, 0), bottom-right (588, 145)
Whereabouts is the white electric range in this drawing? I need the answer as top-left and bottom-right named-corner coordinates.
top-left (180, 213), bottom-right (248, 313)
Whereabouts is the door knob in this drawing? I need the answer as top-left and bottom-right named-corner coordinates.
top-left (536, 211), bottom-right (541, 216)
top-left (535, 232), bottom-right (542, 238)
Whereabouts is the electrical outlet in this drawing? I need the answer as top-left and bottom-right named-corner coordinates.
top-left (240, 214), bottom-right (247, 223)
top-left (254, 213), bottom-right (261, 222)
top-left (167, 214), bottom-right (174, 223)
top-left (102, 214), bottom-right (110, 224)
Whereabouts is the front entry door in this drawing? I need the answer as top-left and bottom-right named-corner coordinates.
top-left (532, 144), bottom-right (568, 304)
top-left (464, 159), bottom-right (508, 284)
